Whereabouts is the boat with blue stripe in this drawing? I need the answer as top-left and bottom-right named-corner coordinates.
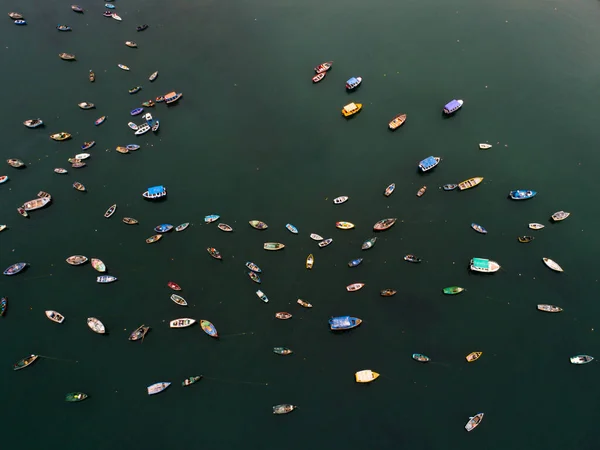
top-left (443, 99), bottom-right (464, 114)
top-left (348, 258), bottom-right (363, 267)
top-left (329, 316), bottom-right (362, 331)
top-left (509, 190), bottom-right (536, 200)
top-left (471, 223), bottom-right (487, 234)
top-left (154, 224), bottom-right (173, 233)
top-left (419, 156), bottom-right (441, 172)
top-left (285, 224), bottom-right (298, 234)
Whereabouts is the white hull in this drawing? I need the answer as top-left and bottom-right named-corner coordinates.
top-left (135, 124), bottom-right (150, 135)
top-left (45, 310), bottom-right (65, 323)
top-left (543, 258), bottom-right (563, 272)
top-left (169, 318), bottom-right (196, 328)
top-left (479, 143), bottom-right (492, 149)
top-left (470, 261), bottom-right (500, 272)
top-left (87, 317), bottom-right (106, 334)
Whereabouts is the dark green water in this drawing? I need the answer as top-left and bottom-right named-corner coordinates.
top-left (2, 0), bottom-right (600, 448)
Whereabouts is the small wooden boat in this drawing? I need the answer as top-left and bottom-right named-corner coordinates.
top-left (126, 144), bottom-right (140, 151)
top-left (146, 234), bottom-right (162, 244)
top-left (154, 224), bottom-right (173, 233)
top-left (200, 319), bottom-right (218, 338)
top-left (152, 120), bottom-right (160, 132)
top-left (94, 116), bottom-right (106, 126)
top-left (256, 290), bottom-right (268, 303)
top-left (118, 64), bottom-right (129, 71)
top-left (551, 211), bottom-right (570, 221)
top-left (309, 233), bottom-right (323, 241)
top-left (442, 286), bottom-right (464, 295)
top-left (264, 242), bottom-right (285, 251)
top-left (129, 324), bottom-right (149, 341)
top-left (111, 13), bottom-right (122, 21)
top-left (59, 53), bottom-right (76, 60)
top-left (54, 168), bottom-right (68, 174)
top-left (104, 204), bottom-right (117, 218)
top-left (537, 304), bottom-right (562, 313)
top-left (13, 354), bottom-right (38, 371)
top-left (471, 223), bottom-right (487, 234)
top-left (155, 96), bottom-right (165, 102)
top-left (383, 183), bottom-right (395, 196)
top-left (73, 182), bottom-right (86, 191)
top-left (57, 25), bottom-right (72, 31)
top-left (297, 299), bottom-right (313, 308)
top-left (466, 351), bottom-right (482, 363)
top-left (23, 119), bottom-right (43, 128)
top-left (71, 5), bottom-right (84, 12)
top-left (373, 218), bottom-right (397, 231)
top-left (470, 258), bottom-right (500, 273)
top-left (137, 24), bottom-right (149, 32)
top-left (171, 294), bottom-right (187, 306)
top-left (129, 86), bottom-right (141, 95)
top-left (207, 247), bottom-right (222, 259)
top-left (168, 282), bottom-right (181, 291)
top-left (17, 207), bottom-right (28, 218)
top-left (174, 223), bottom-right (189, 232)
top-left (149, 71), bottom-right (158, 81)
top-left (91, 258), bottom-right (106, 272)
top-left (479, 143), bottom-right (492, 149)
top-left (412, 353), bottom-right (430, 363)
top-left (380, 289), bottom-right (396, 297)
top-left (50, 132), bottom-right (72, 141)
top-left (246, 262), bottom-right (261, 273)
top-left (8, 12), bottom-right (23, 19)
top-left (306, 254), bottom-right (314, 269)
top-left (169, 318), bottom-right (196, 328)
top-left (529, 223), bottom-right (544, 230)
top-left (81, 141), bottom-right (95, 151)
top-left (465, 413), bottom-right (484, 432)
top-left (45, 310), bottom-right (65, 323)
top-left (182, 376), bottom-right (202, 387)
top-left (570, 355), bottom-right (594, 364)
top-left (284, 223), bottom-right (298, 234)
top-left (404, 254), bottom-right (422, 263)
top-left (89, 70), bottom-right (95, 82)
top-left (443, 184), bottom-right (458, 191)
top-left (274, 347), bottom-right (292, 355)
top-left (346, 283), bottom-right (365, 292)
top-left (71, 162), bottom-right (86, 168)
top-left (318, 238), bottom-right (332, 248)
top-left (204, 214), bottom-right (220, 223)
top-left (333, 196), bottom-right (349, 204)
top-left (248, 271), bottom-right (261, 284)
top-left (87, 317), bottom-right (106, 334)
top-left (335, 221), bottom-right (354, 230)
top-left (275, 312), bottom-right (292, 320)
top-left (273, 404), bottom-right (297, 415)
top-left (217, 223), bottom-right (233, 232)
top-left (458, 177), bottom-right (484, 191)
top-left (329, 316), bottom-right (362, 330)
top-left (388, 113), bottom-right (407, 130)
top-left (37, 190), bottom-right (51, 199)
top-left (362, 237), bottom-right (377, 250)
top-left (125, 41), bottom-right (137, 48)
top-left (122, 217), bottom-right (138, 225)
top-left (0, 297), bottom-right (6, 316)
top-left (7, 159), bottom-right (24, 168)
top-left (518, 236), bottom-right (534, 243)
top-left (66, 255), bottom-right (88, 266)
top-left (141, 100), bottom-right (155, 108)
top-left (65, 392), bottom-right (88, 402)
top-left (355, 370), bottom-right (380, 384)
top-left (312, 72), bottom-right (326, 83)
top-left (249, 220), bottom-right (268, 230)
top-left (509, 189), bottom-right (537, 200)
top-left (416, 186), bottom-right (427, 197)
top-left (97, 275), bottom-right (117, 283)
top-left (0, 225), bottom-right (6, 233)
top-left (115, 147), bottom-right (129, 154)
top-left (341, 102), bottom-right (362, 117)
top-left (78, 102), bottom-right (95, 110)
top-left (147, 382), bottom-right (171, 395)
top-left (23, 197), bottom-right (51, 211)
top-left (543, 257), bottom-right (563, 272)
top-left (314, 61), bottom-right (333, 73)
top-left (348, 258), bottom-right (363, 267)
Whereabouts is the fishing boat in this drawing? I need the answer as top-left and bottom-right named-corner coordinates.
top-left (286, 223), bottom-right (298, 234)
top-left (17, 207), bottom-right (28, 218)
top-left (465, 413), bottom-right (484, 432)
top-left (537, 304), bottom-right (563, 313)
top-left (404, 254), bottom-right (422, 263)
top-left (135, 123), bottom-right (151, 135)
top-left (7, 159), bottom-right (24, 168)
top-left (13, 354), bottom-right (38, 371)
top-left (0, 297), bottom-right (6, 316)
top-left (273, 404), bottom-right (297, 415)
top-left (333, 196), bottom-right (349, 204)
top-left (125, 41), bottom-right (137, 48)
top-left (87, 317), bottom-right (106, 334)
top-left (318, 238), bottom-right (332, 248)
top-left (373, 218), bottom-right (397, 231)
top-left (118, 64), bottom-right (129, 71)
top-left (154, 224), bottom-right (173, 233)
top-left (355, 370), bottom-right (380, 383)
top-left (66, 255), bottom-right (88, 265)
top-left (0, 225), bottom-right (6, 233)
top-left (246, 262), bottom-right (261, 273)
top-left (78, 102), bottom-right (95, 110)
top-left (149, 71), bottom-right (158, 81)
top-left (126, 144), bottom-right (140, 151)
top-left (94, 116), bottom-right (106, 126)
top-left (57, 25), bottom-right (72, 31)
top-left (412, 353), bottom-right (430, 363)
top-left (168, 281), bottom-right (181, 291)
top-left (458, 177), bottom-right (483, 190)
top-left (182, 376), bottom-right (202, 387)
top-left (256, 290), bottom-right (268, 303)
top-left (466, 351), bottom-right (482, 362)
top-left (570, 355), bottom-right (594, 364)
top-left (551, 211), bottom-right (570, 221)
top-left (81, 141), bottom-right (95, 151)
top-left (517, 236), bottom-right (534, 243)
top-left (71, 5), bottom-right (84, 12)
top-left (346, 76), bottom-right (362, 90)
top-left (442, 286), bottom-right (464, 295)
top-left (50, 132), bottom-right (72, 141)
top-left (54, 168), bottom-right (68, 174)
top-left (543, 257), bottom-right (563, 272)
top-left (443, 184), bottom-right (457, 191)
top-left (419, 156), bottom-right (441, 172)
top-left (479, 143), bottom-right (492, 149)
top-left (71, 162), bottom-right (86, 168)
top-left (329, 316), bottom-right (362, 330)
top-left (274, 347), bottom-right (292, 355)
top-left (91, 258), bottom-right (106, 272)
top-left (23, 197), bottom-right (51, 211)
top-left (137, 24), bottom-right (149, 31)
top-left (382, 183), bottom-right (396, 197)
top-left (142, 185), bottom-right (166, 199)
top-left (147, 382), bottom-right (171, 395)
top-left (207, 247), bottom-right (222, 259)
top-left (59, 53), bottom-right (76, 60)
top-left (151, 120), bottom-right (160, 132)
top-left (380, 289), bottom-right (396, 297)
top-left (388, 113), bottom-right (407, 130)
top-left (248, 271), bottom-right (261, 283)
top-left (249, 220), bottom-right (268, 230)
top-left (275, 312), bottom-right (292, 320)
top-left (65, 392), bottom-right (88, 402)
top-left (89, 70), bottom-right (95, 82)
top-left (529, 223), bottom-right (544, 230)
top-left (297, 299), bottom-right (313, 308)
top-left (346, 283), bottom-right (365, 292)
top-left (130, 108), bottom-right (143, 116)
top-left (111, 13), bottom-right (122, 21)
top-left (306, 254), bottom-right (314, 269)
top-left (73, 182), bottom-right (86, 191)
top-left (416, 186), bottom-right (427, 197)
top-left (471, 223), bottom-right (487, 234)
top-left (264, 242), bottom-right (285, 251)
top-left (145, 234), bottom-right (162, 244)
top-left (23, 119), bottom-right (43, 128)
top-left (312, 72), bottom-right (326, 83)
top-left (37, 191), bottom-right (51, 200)
top-left (200, 320), bottom-right (218, 338)
top-left (362, 237), bottom-right (377, 250)
top-left (175, 223), bottom-right (189, 232)
top-left (97, 275), bottom-right (117, 283)
top-left (155, 96), bottom-right (165, 102)
top-left (104, 204), bottom-right (117, 218)
top-left (509, 189), bottom-right (537, 200)
top-left (8, 12), bottom-right (23, 19)
top-left (218, 223), bottom-right (233, 232)
top-left (141, 100), bottom-right (155, 108)
top-left (45, 310), bottom-right (65, 323)
top-left (336, 221), bottom-right (354, 230)
top-left (169, 318), bottom-right (196, 328)
top-left (204, 214), bottom-right (220, 223)
top-left (443, 99), bottom-right (464, 114)
top-left (310, 233), bottom-right (323, 241)
top-left (129, 325), bottom-right (150, 341)
top-left (341, 102), bottom-right (362, 117)
top-left (114, 147), bottom-right (128, 154)
top-left (129, 86), bottom-right (141, 94)
top-left (348, 258), bottom-right (363, 267)
top-left (14, 19), bottom-right (26, 25)
top-left (470, 258), bottom-right (500, 273)
top-left (164, 92), bottom-right (183, 104)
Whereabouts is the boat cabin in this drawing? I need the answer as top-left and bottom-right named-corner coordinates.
top-left (470, 257), bottom-right (499, 273)
top-left (345, 77), bottom-right (362, 90)
top-left (443, 99), bottom-right (463, 114)
top-left (342, 102), bottom-right (362, 117)
top-left (418, 156), bottom-right (440, 172)
top-left (144, 185), bottom-right (167, 199)
top-left (164, 92), bottom-right (182, 104)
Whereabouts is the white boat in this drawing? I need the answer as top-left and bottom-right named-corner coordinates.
top-left (333, 196), bottom-right (348, 204)
top-left (134, 124), bottom-right (150, 135)
top-left (309, 233), bottom-right (323, 241)
top-left (45, 310), bottom-right (65, 323)
top-left (147, 382), bottom-right (171, 395)
top-left (256, 290), bottom-right (268, 303)
top-left (170, 294), bottom-right (187, 306)
top-left (570, 355), bottom-right (594, 365)
top-left (551, 211), bottom-right (570, 222)
top-left (75, 153), bottom-right (90, 160)
top-left (346, 283), bottom-right (365, 292)
top-left (127, 122), bottom-right (138, 130)
top-left (23, 197), bottom-right (51, 211)
top-left (470, 258), bottom-right (500, 273)
top-left (87, 317), bottom-right (106, 334)
top-left (169, 318), bottom-right (196, 328)
top-left (537, 304), bottom-right (563, 313)
top-left (529, 223), bottom-right (544, 230)
top-left (143, 112), bottom-right (153, 123)
top-left (479, 143), bottom-right (492, 149)
top-left (354, 370), bottom-right (380, 383)
top-left (465, 413), bottom-right (484, 432)
top-left (111, 13), bottom-right (122, 21)
top-left (118, 63), bottom-right (129, 71)
top-left (543, 257), bottom-right (563, 272)
top-left (149, 71), bottom-right (158, 82)
top-left (318, 238), bottom-right (333, 248)
top-left (78, 102), bottom-right (95, 109)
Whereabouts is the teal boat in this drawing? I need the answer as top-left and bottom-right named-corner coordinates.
top-left (13, 354), bottom-right (38, 371)
top-left (361, 237), bottom-right (377, 250)
top-left (273, 347), bottom-right (292, 355)
top-left (412, 353), bottom-right (430, 363)
top-left (442, 286), bottom-right (464, 295)
top-left (65, 392), bottom-right (88, 402)
top-left (182, 376), bottom-right (202, 387)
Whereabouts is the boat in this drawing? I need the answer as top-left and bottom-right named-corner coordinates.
top-left (81, 141), bottom-right (95, 151)
top-left (274, 347), bottom-right (292, 355)
top-left (264, 242), bottom-right (285, 251)
top-left (23, 119), bottom-right (43, 128)
top-left (249, 220), bottom-right (268, 230)
top-left (89, 70), bottom-right (95, 82)
top-left (87, 317), bottom-right (106, 334)
top-left (135, 124), bottom-right (150, 135)
top-left (122, 217), bottom-right (138, 225)
top-left (125, 41), bottom-right (137, 48)
top-left (355, 370), bottom-right (380, 383)
top-left (373, 218), bottom-right (397, 231)
top-left (65, 392), bottom-right (88, 402)
top-left (380, 289), bottom-right (396, 297)
top-left (470, 258), bottom-right (500, 273)
top-left (443, 184), bottom-right (457, 191)
top-left (245, 262), bottom-right (261, 273)
top-left (309, 233), bottom-right (323, 241)
top-left (118, 64), bottom-right (129, 71)
top-left (154, 224), bottom-right (173, 233)
top-left (384, 183), bottom-right (395, 196)
top-left (14, 19), bottom-right (26, 25)
top-left (168, 281), bottom-right (181, 291)
top-left (479, 143), bottom-right (492, 149)
top-left (145, 235), bottom-right (162, 244)
top-left (458, 177), bottom-right (483, 190)
top-left (94, 116), bottom-right (106, 126)
top-left (152, 120), bottom-right (160, 132)
top-left (142, 185), bottom-right (167, 199)
top-left (126, 144), bottom-right (140, 151)
top-left (164, 92), bottom-right (183, 104)
top-left (175, 223), bottom-right (189, 232)
top-left (256, 290), bottom-right (268, 303)
top-left (273, 404), bottom-right (297, 415)
top-left (66, 255), bottom-right (88, 266)
top-left (404, 254), bottom-right (422, 263)
top-left (341, 102), bottom-right (362, 117)
top-left (149, 71), bottom-right (158, 81)
top-left (412, 353), bottom-right (430, 363)
top-left (297, 299), bottom-right (313, 308)
top-left (128, 122), bottom-right (138, 131)
top-left (147, 382), bottom-right (171, 395)
top-left (57, 25), bottom-right (72, 31)
top-left (314, 61), bottom-right (333, 73)
top-left (17, 207), bottom-right (28, 218)
top-left (200, 320), bottom-right (218, 338)
top-left (333, 196), bottom-right (349, 204)
top-left (104, 204), bottom-right (117, 218)
top-left (388, 113), bottom-right (407, 130)
top-left (23, 197), bottom-right (51, 211)
top-left (129, 86), bottom-right (141, 94)
top-left (537, 304), bottom-right (563, 313)
top-left (59, 53), bottom-right (76, 60)
top-left (346, 76), bottom-right (362, 90)
top-left (570, 355), bottom-right (594, 364)
top-left (204, 214), bottom-right (220, 223)
top-left (543, 257), bottom-right (563, 272)
top-left (73, 182), bottom-right (86, 191)
top-left (13, 354), bottom-right (38, 371)
top-left (306, 254), bottom-right (314, 269)
top-left (7, 159), bottom-right (24, 168)
top-left (466, 351), bottom-right (482, 362)
top-left (97, 275), bottom-right (117, 283)
top-left (443, 99), bottom-right (464, 114)
top-left (111, 13), bottom-right (122, 21)
top-left (318, 238), bottom-right (332, 248)
top-left (137, 24), bottom-right (149, 32)
top-left (0, 297), bottom-right (6, 316)
top-left (346, 283), bottom-right (365, 292)
top-left (517, 236), bottom-right (534, 243)
top-left (217, 223), bottom-right (233, 232)
top-left (91, 258), bottom-right (106, 272)
top-left (45, 310), bottom-right (65, 323)
top-left (286, 223), bottom-right (298, 234)
top-left (37, 191), bottom-right (51, 199)
top-left (275, 312), bottom-right (292, 320)
top-left (71, 5), bottom-right (84, 12)
top-left (329, 316), bottom-right (362, 330)
top-left (312, 72), bottom-right (326, 83)
top-left (207, 247), bottom-right (222, 260)
top-left (551, 211), bottom-right (570, 221)
top-left (155, 96), bottom-right (165, 102)
top-left (54, 168), bottom-right (67, 174)
top-left (348, 258), bottom-right (363, 267)
top-left (442, 286), bottom-right (464, 295)
top-left (141, 100), bottom-right (155, 108)
top-left (416, 186), bottom-right (427, 197)
top-left (362, 237), bottom-right (377, 250)
top-left (471, 223), bottom-right (487, 234)
top-left (0, 225), bottom-right (6, 233)
top-left (129, 324), bottom-right (150, 341)
top-left (130, 108), bottom-right (143, 116)
top-left (8, 12), bottom-right (23, 19)
top-left (465, 413), bottom-right (484, 432)
top-left (336, 221), bottom-right (354, 230)
top-left (509, 190), bottom-right (537, 200)
top-left (78, 102), bottom-right (95, 110)
top-left (182, 376), bottom-right (202, 387)
top-left (169, 318), bottom-right (196, 328)
top-left (419, 156), bottom-right (441, 172)
top-left (50, 132), bottom-right (72, 141)
top-left (248, 271), bottom-right (261, 283)
top-left (71, 162), bottom-right (86, 168)
top-left (529, 223), bottom-right (544, 230)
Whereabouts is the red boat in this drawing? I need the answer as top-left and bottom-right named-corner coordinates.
top-left (167, 281), bottom-right (181, 291)
top-left (312, 72), bottom-right (326, 83)
top-left (314, 61), bottom-right (333, 74)
top-left (17, 207), bottom-right (28, 218)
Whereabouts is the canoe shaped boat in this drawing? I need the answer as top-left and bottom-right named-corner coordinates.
top-left (306, 254), bottom-right (314, 269)
top-left (264, 242), bottom-right (285, 251)
top-left (50, 132), bottom-right (72, 141)
top-left (168, 281), bottom-right (181, 291)
top-left (54, 168), bottom-right (67, 174)
top-left (81, 141), bottom-right (95, 150)
top-left (147, 382), bottom-right (171, 395)
top-left (362, 237), bottom-right (377, 250)
top-left (71, 5), bottom-right (84, 12)
top-left (130, 108), bottom-right (143, 116)
top-left (348, 258), bottom-right (363, 267)
top-left (125, 41), bottom-right (137, 48)
top-left (91, 258), bottom-right (106, 272)
top-left (7, 159), bottom-right (24, 168)
top-left (273, 404), bottom-right (297, 414)
top-left (118, 64), bottom-right (129, 71)
top-left (314, 61), bottom-right (333, 73)
top-left (310, 233), bottom-right (323, 241)
top-left (57, 25), bottom-right (72, 31)
top-left (329, 316), bottom-right (362, 330)
top-left (443, 184), bottom-right (457, 191)
top-left (126, 144), bottom-right (140, 151)
top-left (204, 214), bottom-right (220, 223)
top-left (373, 218), bottom-right (396, 231)
top-left (249, 220), bottom-right (268, 230)
top-left (380, 289), bottom-right (396, 297)
top-left (318, 238), bottom-right (332, 248)
top-left (0, 297), bottom-right (6, 316)
top-left (551, 211), bottom-right (570, 221)
top-left (312, 72), bottom-right (326, 83)
top-left (416, 186), bottom-right (427, 197)
top-left (543, 257), bottom-right (563, 272)
top-left (537, 304), bottom-right (562, 313)
top-left (59, 53), bottom-right (76, 60)
top-left (471, 223), bottom-right (487, 234)
top-left (17, 207), bottom-right (28, 218)
top-left (207, 247), bottom-right (222, 259)
top-left (346, 283), bottom-right (365, 292)
top-left (465, 413), bottom-right (484, 432)
top-left (149, 71), bottom-right (158, 81)
top-left (13, 354), bottom-right (39, 371)
top-left (275, 312), bottom-right (292, 320)
top-left (458, 177), bottom-right (483, 191)
top-left (570, 355), bottom-right (594, 364)
top-left (0, 225), bottom-right (6, 233)
top-left (466, 351), bottom-right (482, 362)
top-left (89, 70), bottom-right (95, 82)
top-left (94, 116), bottom-right (106, 126)
top-left (137, 24), bottom-right (149, 32)
top-left (517, 236), bottom-right (534, 243)
top-left (509, 189), bottom-right (537, 200)
top-left (384, 183), bottom-right (395, 196)
top-left (286, 223), bottom-right (298, 234)
top-left (182, 376), bottom-right (202, 386)
top-left (129, 86), bottom-right (141, 94)
top-left (65, 392), bottom-right (88, 402)
top-left (66, 255), bottom-right (88, 265)
top-left (256, 290), bottom-right (268, 303)
top-left (389, 113), bottom-right (407, 130)
top-left (3, 262), bottom-right (28, 276)
top-left (297, 299), bottom-right (312, 308)
top-left (169, 318), bottom-right (196, 328)
top-left (175, 223), bottom-right (189, 232)
top-left (335, 221), bottom-right (354, 230)
top-left (200, 319), bottom-right (218, 338)
top-left (248, 271), bottom-right (261, 283)
top-left (122, 217), bottom-right (138, 225)
top-left (154, 224), bottom-right (173, 233)
top-left (442, 286), bottom-right (464, 295)
top-left (104, 204), bottom-right (117, 218)
top-left (529, 223), bottom-right (544, 230)
top-left (274, 347), bottom-right (292, 355)
top-left (45, 310), bottom-right (65, 323)
top-left (171, 294), bottom-right (187, 306)
top-left (73, 182), bottom-right (86, 191)
top-left (112, 13), bottom-right (122, 21)
top-left (246, 262), bottom-right (261, 273)
top-left (129, 324), bottom-right (150, 341)
top-left (412, 353), bottom-right (430, 363)
top-left (8, 12), bottom-right (23, 19)
top-left (23, 119), bottom-right (43, 128)
top-left (333, 196), bottom-right (348, 204)
top-left (116, 146), bottom-right (129, 154)
top-left (141, 100), bottom-right (155, 108)
top-left (217, 223), bottom-right (232, 232)
top-left (146, 234), bottom-right (162, 244)
top-left (78, 102), bottom-right (95, 109)
top-left (479, 143), bottom-right (492, 149)
top-left (97, 275), bottom-right (117, 283)
top-left (355, 369), bottom-right (380, 383)
top-left (87, 317), bottom-right (106, 334)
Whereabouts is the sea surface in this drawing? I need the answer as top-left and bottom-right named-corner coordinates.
top-left (2, 0), bottom-right (600, 448)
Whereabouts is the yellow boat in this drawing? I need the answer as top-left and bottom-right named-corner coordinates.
top-left (50, 132), bottom-right (72, 141)
top-left (458, 177), bottom-right (483, 191)
top-left (355, 370), bottom-right (380, 383)
top-left (466, 351), bottom-right (482, 363)
top-left (306, 254), bottom-right (314, 270)
top-left (335, 221), bottom-right (355, 230)
top-left (341, 102), bottom-right (362, 117)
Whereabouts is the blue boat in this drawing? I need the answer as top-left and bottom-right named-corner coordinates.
top-left (3, 262), bottom-right (28, 276)
top-left (471, 223), bottom-right (487, 234)
top-left (97, 275), bottom-right (117, 283)
top-left (245, 262), bottom-right (261, 273)
top-left (329, 316), bottom-right (362, 331)
top-left (143, 185), bottom-right (167, 199)
top-left (126, 144), bottom-right (140, 151)
top-left (104, 3), bottom-right (115, 8)
top-left (345, 76), bottom-right (362, 90)
top-left (443, 99), bottom-right (464, 114)
top-left (443, 184), bottom-right (457, 191)
top-left (130, 108), bottom-right (144, 116)
top-left (154, 224), bottom-right (173, 233)
top-left (57, 25), bottom-right (72, 31)
top-left (15, 20), bottom-right (26, 25)
top-left (348, 258), bottom-right (363, 267)
top-left (285, 224), bottom-right (298, 234)
top-left (204, 214), bottom-right (219, 223)
top-left (419, 156), bottom-right (441, 172)
top-left (81, 141), bottom-right (95, 150)
top-left (509, 190), bottom-right (537, 200)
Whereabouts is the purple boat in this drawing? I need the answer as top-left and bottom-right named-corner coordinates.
top-left (443, 99), bottom-right (464, 115)
top-left (130, 108), bottom-right (144, 116)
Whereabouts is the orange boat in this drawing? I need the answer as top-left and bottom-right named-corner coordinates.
top-left (388, 113), bottom-right (407, 130)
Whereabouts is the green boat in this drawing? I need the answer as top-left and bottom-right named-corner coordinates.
top-left (442, 286), bottom-right (464, 295)
top-left (412, 353), bottom-right (430, 363)
top-left (182, 376), bottom-right (202, 387)
top-left (273, 347), bottom-right (292, 355)
top-left (263, 242), bottom-right (285, 251)
top-left (13, 354), bottom-right (39, 371)
top-left (65, 392), bottom-right (88, 402)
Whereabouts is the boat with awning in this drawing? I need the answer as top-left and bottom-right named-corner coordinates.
top-left (143, 185), bottom-right (167, 199)
top-left (469, 258), bottom-right (500, 273)
top-left (418, 156), bottom-right (441, 172)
